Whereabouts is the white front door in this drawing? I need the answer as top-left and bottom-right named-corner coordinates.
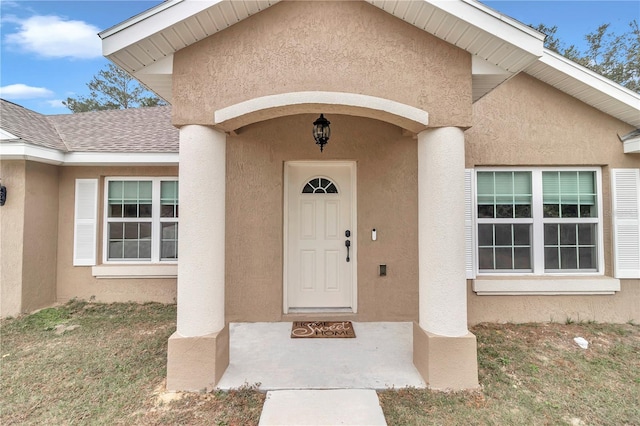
top-left (284, 162), bottom-right (356, 312)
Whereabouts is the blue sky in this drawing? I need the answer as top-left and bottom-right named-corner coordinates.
top-left (1, 0), bottom-right (638, 115)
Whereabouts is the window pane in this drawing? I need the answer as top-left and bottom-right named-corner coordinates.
top-left (109, 181), bottom-right (123, 200)
top-left (124, 204), bottom-right (138, 218)
top-left (543, 204), bottom-right (560, 218)
top-left (140, 222), bottom-right (152, 239)
top-left (495, 248), bottom-right (513, 269)
top-left (543, 171), bottom-right (597, 218)
top-left (544, 247), bottom-right (559, 269)
top-left (544, 224), bottom-right (558, 245)
top-left (560, 247), bottom-right (577, 269)
top-left (513, 224), bottom-right (530, 245)
top-left (139, 241), bottom-right (151, 258)
top-left (109, 222), bottom-right (123, 239)
top-left (162, 242), bottom-right (177, 259)
top-left (478, 224), bottom-right (494, 246)
top-left (579, 247), bottom-right (596, 269)
top-left (477, 224), bottom-right (532, 272)
top-left (545, 223), bottom-right (597, 271)
top-left (139, 204), bottom-right (152, 218)
top-left (162, 223), bottom-right (177, 239)
top-left (476, 171), bottom-right (531, 219)
top-left (495, 204), bottom-right (513, 219)
top-left (109, 204), bottom-right (123, 218)
top-left (561, 204), bottom-right (579, 218)
top-left (560, 224), bottom-right (576, 245)
top-left (124, 222), bottom-right (139, 239)
top-left (109, 241), bottom-right (123, 259)
top-left (514, 247), bottom-right (531, 269)
top-left (478, 248), bottom-right (494, 269)
top-left (124, 241), bottom-right (139, 258)
top-left (495, 224), bottom-right (512, 246)
top-left (161, 222), bottom-right (178, 260)
top-left (161, 205), bottom-right (175, 218)
top-left (123, 181), bottom-right (138, 199)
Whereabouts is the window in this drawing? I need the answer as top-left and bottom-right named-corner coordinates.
top-left (104, 178), bottom-right (178, 263)
top-left (476, 168), bottom-right (601, 274)
top-left (302, 177), bottom-right (338, 194)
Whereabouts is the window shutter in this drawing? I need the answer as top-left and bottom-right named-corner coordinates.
top-left (611, 169), bottom-right (640, 279)
top-left (465, 169), bottom-right (476, 279)
top-left (74, 179), bottom-right (98, 266)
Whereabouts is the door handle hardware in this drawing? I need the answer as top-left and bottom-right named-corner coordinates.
top-left (345, 239), bottom-right (351, 262)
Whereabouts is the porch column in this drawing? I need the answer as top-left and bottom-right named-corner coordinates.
top-left (413, 127), bottom-right (478, 390)
top-left (167, 125), bottom-right (229, 391)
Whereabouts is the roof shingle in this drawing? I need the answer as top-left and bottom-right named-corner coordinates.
top-left (1, 99), bottom-right (178, 153)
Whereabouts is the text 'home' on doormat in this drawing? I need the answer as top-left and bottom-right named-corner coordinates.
top-left (291, 321), bottom-right (356, 338)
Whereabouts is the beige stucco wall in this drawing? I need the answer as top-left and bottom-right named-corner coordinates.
top-left (0, 160), bottom-right (26, 317)
top-left (0, 160), bottom-right (59, 317)
top-left (56, 166), bottom-right (178, 304)
top-left (22, 161), bottom-right (59, 313)
top-left (466, 72), bottom-right (639, 324)
top-left (226, 114), bottom-right (418, 322)
top-left (172, 0), bottom-right (472, 129)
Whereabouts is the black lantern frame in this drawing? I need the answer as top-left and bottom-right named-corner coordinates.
top-left (312, 114), bottom-right (331, 152)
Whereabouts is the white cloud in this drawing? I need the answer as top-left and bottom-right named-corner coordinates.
top-left (0, 83), bottom-right (54, 99)
top-left (45, 99), bottom-right (67, 109)
top-left (5, 15), bottom-right (102, 59)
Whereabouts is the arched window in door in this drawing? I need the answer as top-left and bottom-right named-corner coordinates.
top-left (302, 177), bottom-right (338, 194)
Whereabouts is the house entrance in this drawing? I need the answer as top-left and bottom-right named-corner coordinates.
top-left (284, 162), bottom-right (357, 313)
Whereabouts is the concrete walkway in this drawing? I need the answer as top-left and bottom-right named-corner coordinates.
top-left (217, 322), bottom-right (425, 425)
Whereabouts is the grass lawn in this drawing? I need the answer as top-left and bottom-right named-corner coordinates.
top-left (1, 301), bottom-right (638, 425)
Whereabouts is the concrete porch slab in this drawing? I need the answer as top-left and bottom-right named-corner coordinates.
top-left (216, 322), bottom-right (426, 391)
top-left (258, 389), bottom-right (387, 426)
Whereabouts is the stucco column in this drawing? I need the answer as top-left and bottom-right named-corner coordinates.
top-left (167, 125), bottom-right (229, 391)
top-left (413, 127), bottom-right (478, 390)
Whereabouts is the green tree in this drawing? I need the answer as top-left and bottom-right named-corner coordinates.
top-left (63, 63), bottom-right (166, 113)
top-left (534, 21), bottom-right (639, 93)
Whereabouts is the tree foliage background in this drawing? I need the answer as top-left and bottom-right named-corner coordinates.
top-left (535, 20), bottom-right (639, 93)
top-left (63, 63), bottom-right (165, 113)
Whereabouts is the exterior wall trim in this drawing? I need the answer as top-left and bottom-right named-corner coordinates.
top-left (92, 264), bottom-right (177, 279)
top-left (473, 276), bottom-right (621, 295)
top-left (214, 91), bottom-right (429, 133)
top-left (0, 142), bottom-right (178, 165)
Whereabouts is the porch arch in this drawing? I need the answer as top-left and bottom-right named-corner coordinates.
top-left (213, 91), bottom-right (429, 134)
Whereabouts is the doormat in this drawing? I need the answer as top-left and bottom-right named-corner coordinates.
top-left (291, 321), bottom-right (356, 338)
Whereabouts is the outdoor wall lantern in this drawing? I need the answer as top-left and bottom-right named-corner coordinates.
top-left (312, 114), bottom-right (331, 152)
top-left (0, 179), bottom-right (6, 206)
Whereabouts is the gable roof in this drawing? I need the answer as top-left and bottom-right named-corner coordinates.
top-left (0, 100), bottom-right (179, 164)
top-left (99, 0), bottom-right (640, 128)
top-left (0, 99), bottom-right (67, 151)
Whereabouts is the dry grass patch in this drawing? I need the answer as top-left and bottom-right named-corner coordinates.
top-left (379, 322), bottom-right (640, 425)
top-left (2, 302), bottom-right (638, 425)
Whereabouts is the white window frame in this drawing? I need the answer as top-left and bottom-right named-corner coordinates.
top-left (474, 167), bottom-right (604, 277)
top-left (102, 177), bottom-right (178, 264)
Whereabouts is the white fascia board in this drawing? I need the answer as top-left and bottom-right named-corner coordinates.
top-left (0, 142), bottom-right (65, 165)
top-left (0, 142), bottom-right (178, 165)
top-left (433, 0), bottom-right (545, 57)
top-left (64, 152), bottom-right (178, 166)
top-left (100, 0), bottom-right (221, 55)
top-left (0, 128), bottom-right (19, 140)
top-left (623, 138), bottom-right (640, 154)
top-left (540, 49), bottom-right (640, 111)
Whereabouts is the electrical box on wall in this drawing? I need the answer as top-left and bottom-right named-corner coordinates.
top-left (379, 264), bottom-right (387, 276)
